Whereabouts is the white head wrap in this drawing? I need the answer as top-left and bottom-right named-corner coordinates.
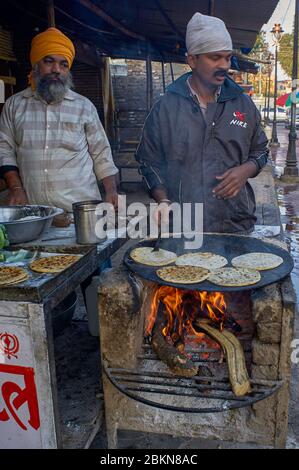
top-left (186, 12), bottom-right (232, 55)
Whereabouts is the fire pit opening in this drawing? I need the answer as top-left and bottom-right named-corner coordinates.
top-left (99, 246), bottom-right (296, 449)
top-left (145, 287), bottom-right (251, 393)
top-left (103, 278), bottom-right (283, 414)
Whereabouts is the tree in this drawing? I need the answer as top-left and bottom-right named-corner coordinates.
top-left (250, 31), bottom-right (268, 53)
top-left (278, 32), bottom-right (299, 78)
top-left (248, 32), bottom-right (272, 96)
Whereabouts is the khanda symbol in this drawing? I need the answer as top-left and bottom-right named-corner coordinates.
top-left (0, 332), bottom-right (19, 360)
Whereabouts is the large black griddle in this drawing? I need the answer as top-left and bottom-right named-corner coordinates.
top-left (123, 233), bottom-right (294, 292)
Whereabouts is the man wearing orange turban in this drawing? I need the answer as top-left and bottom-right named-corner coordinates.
top-left (29, 27), bottom-right (75, 90)
top-left (0, 27), bottom-right (119, 213)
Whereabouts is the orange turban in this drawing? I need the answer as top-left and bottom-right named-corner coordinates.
top-left (29, 27), bottom-right (75, 89)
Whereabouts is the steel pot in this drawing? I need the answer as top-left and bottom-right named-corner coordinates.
top-left (72, 200), bottom-right (106, 244)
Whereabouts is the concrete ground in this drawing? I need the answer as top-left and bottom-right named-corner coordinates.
top-left (78, 124), bottom-right (299, 449)
top-left (270, 125), bottom-right (299, 449)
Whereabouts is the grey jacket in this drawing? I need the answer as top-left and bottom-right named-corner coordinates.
top-left (136, 72), bottom-right (269, 233)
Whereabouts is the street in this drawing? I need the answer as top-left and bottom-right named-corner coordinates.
top-left (270, 124), bottom-right (299, 447)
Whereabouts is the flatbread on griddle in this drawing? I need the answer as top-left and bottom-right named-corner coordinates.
top-left (130, 247), bottom-right (177, 266)
top-left (156, 265), bottom-right (210, 284)
top-left (175, 252), bottom-right (227, 269)
top-left (30, 255), bottom-right (81, 273)
top-left (208, 267), bottom-right (261, 287)
top-left (0, 266), bottom-right (29, 286)
top-left (231, 252), bottom-right (283, 271)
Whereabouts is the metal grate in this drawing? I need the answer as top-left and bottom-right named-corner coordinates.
top-left (103, 344), bottom-right (283, 413)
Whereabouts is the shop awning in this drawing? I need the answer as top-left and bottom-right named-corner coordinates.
top-left (1, 0), bottom-right (279, 64)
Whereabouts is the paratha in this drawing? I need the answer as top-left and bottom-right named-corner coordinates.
top-left (208, 267), bottom-right (261, 287)
top-left (130, 247), bottom-right (177, 266)
top-left (0, 266), bottom-right (29, 286)
top-left (30, 255), bottom-right (81, 273)
top-left (156, 265), bottom-right (210, 284)
top-left (231, 252), bottom-right (283, 271)
top-left (175, 252), bottom-right (228, 269)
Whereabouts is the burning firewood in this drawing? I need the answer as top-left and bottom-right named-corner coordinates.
top-left (194, 319), bottom-right (251, 397)
top-left (196, 305), bottom-right (242, 333)
top-left (152, 309), bottom-right (198, 377)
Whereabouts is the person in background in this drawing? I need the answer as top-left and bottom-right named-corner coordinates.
top-left (0, 28), bottom-right (118, 310)
top-left (0, 27), bottom-right (118, 215)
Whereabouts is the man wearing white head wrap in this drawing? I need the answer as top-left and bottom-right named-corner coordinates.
top-left (185, 12), bottom-right (233, 108)
top-left (136, 13), bottom-right (269, 234)
top-left (186, 12), bottom-right (233, 55)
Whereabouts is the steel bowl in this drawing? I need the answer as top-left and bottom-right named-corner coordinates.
top-left (0, 205), bottom-right (64, 244)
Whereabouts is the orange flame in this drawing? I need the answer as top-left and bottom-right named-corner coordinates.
top-left (145, 286), bottom-right (227, 352)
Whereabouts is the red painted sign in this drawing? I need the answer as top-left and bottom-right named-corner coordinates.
top-left (0, 364), bottom-right (40, 431)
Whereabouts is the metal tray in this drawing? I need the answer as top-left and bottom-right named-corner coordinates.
top-left (123, 233), bottom-right (294, 292)
top-left (0, 245), bottom-right (98, 303)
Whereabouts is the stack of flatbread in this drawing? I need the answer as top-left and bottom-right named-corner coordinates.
top-left (129, 243), bottom-right (283, 287)
top-left (130, 247), bottom-right (177, 266)
top-left (208, 267), bottom-right (261, 287)
top-left (0, 266), bottom-right (29, 286)
top-left (30, 255), bottom-right (81, 273)
top-left (175, 252), bottom-right (228, 269)
top-left (156, 265), bottom-right (210, 284)
top-left (231, 252), bottom-right (283, 271)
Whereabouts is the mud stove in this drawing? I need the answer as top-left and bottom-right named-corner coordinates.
top-left (98, 236), bottom-right (295, 449)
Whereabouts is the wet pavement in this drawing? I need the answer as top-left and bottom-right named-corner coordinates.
top-left (272, 126), bottom-right (299, 302)
top-left (271, 125), bottom-right (299, 302)
top-left (269, 125), bottom-right (299, 448)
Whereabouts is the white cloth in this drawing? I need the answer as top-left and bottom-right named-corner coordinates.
top-left (186, 12), bottom-right (232, 55)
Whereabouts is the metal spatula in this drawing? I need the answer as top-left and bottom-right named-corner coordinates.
top-left (152, 226), bottom-right (162, 251)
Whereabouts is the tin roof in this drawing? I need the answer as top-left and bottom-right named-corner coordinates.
top-left (1, 0), bottom-right (279, 63)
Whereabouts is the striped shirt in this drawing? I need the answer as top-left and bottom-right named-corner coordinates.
top-left (0, 87), bottom-right (118, 211)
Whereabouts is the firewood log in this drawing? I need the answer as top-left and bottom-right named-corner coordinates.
top-left (195, 319), bottom-right (251, 397)
top-left (152, 312), bottom-right (198, 377)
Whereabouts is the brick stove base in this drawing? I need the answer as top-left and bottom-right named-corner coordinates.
top-left (98, 263), bottom-right (296, 449)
